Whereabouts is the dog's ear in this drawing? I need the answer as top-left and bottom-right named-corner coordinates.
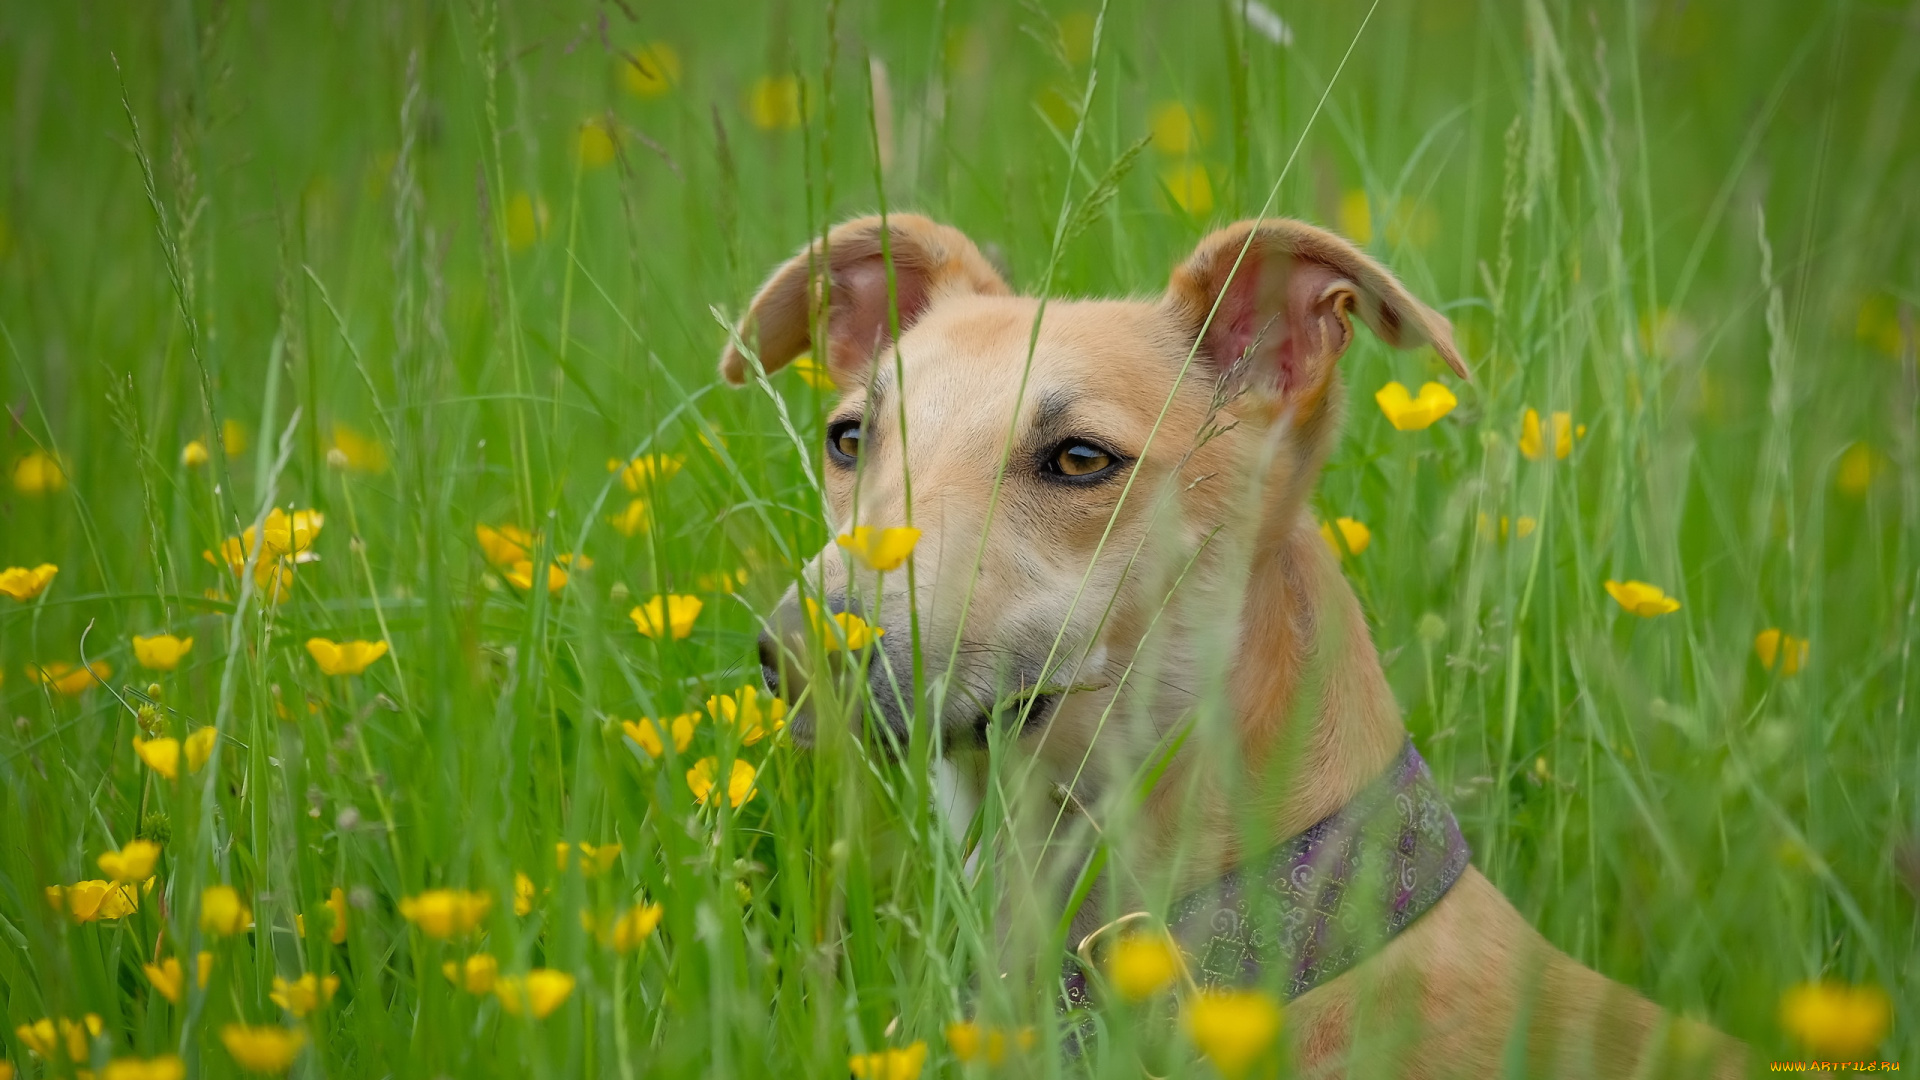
top-left (719, 214), bottom-right (1011, 387)
top-left (1163, 219), bottom-right (1466, 419)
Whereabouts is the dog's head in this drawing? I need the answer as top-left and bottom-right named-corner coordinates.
top-left (722, 214), bottom-right (1462, 765)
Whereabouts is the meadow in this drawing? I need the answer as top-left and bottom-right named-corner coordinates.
top-left (0, 0), bottom-right (1915, 1076)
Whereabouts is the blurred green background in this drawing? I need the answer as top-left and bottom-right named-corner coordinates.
top-left (0, 0), bottom-right (1914, 1075)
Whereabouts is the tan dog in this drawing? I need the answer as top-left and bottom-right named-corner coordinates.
top-left (721, 214), bottom-right (1741, 1078)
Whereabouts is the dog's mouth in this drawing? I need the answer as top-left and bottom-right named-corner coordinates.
top-left (965, 688), bottom-right (1060, 745)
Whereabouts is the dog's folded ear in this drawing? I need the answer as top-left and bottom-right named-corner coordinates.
top-left (719, 214), bottom-right (1011, 387)
top-left (1163, 219), bottom-right (1466, 416)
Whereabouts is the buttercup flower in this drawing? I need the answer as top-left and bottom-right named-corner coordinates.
top-left (609, 454), bottom-right (684, 492)
top-left (185, 726), bottom-right (218, 771)
top-left (1149, 102), bottom-right (1212, 155)
top-left (181, 440), bottom-right (210, 467)
top-left (505, 193), bottom-right (549, 252)
top-left (608, 498), bottom-right (650, 536)
top-left (98, 839), bottom-right (161, 883)
top-left (0, 563), bottom-right (58, 602)
top-left (201, 884), bottom-right (252, 935)
top-left (620, 42), bottom-right (681, 98)
top-left (132, 633), bottom-right (194, 671)
top-left (476, 523), bottom-right (534, 567)
top-left (577, 116), bottom-right (617, 167)
top-left (705, 685), bottom-right (786, 746)
top-left (306, 638), bottom-right (389, 676)
top-left (1107, 931), bottom-right (1181, 1001)
top-left (260, 508), bottom-right (324, 557)
top-left (687, 757), bottom-right (757, 808)
top-left (219, 1024), bottom-right (306, 1074)
top-left (99, 1055), bottom-right (186, 1080)
top-left (946, 1021), bottom-right (1037, 1065)
top-left (46, 879), bottom-right (141, 922)
top-left (697, 568), bottom-right (749, 593)
top-left (222, 420), bottom-right (249, 457)
top-left (745, 75), bottom-right (803, 130)
top-left (789, 353), bottom-right (835, 390)
top-left (514, 872), bottom-right (537, 916)
top-left (30, 661), bottom-right (110, 696)
top-left (14, 1014), bottom-right (101, 1061)
top-left (269, 973), bottom-right (340, 1018)
top-left (1478, 513), bottom-right (1538, 542)
top-left (836, 526), bottom-right (922, 572)
top-left (604, 903), bottom-right (664, 951)
top-left (1160, 162), bottom-right (1213, 217)
top-left (505, 560), bottom-right (568, 593)
top-left (324, 886), bottom-right (348, 944)
top-left (622, 713), bottom-right (697, 758)
top-left (1519, 408), bottom-right (1585, 461)
top-left (328, 423), bottom-right (388, 473)
top-left (399, 889), bottom-right (492, 939)
top-left (133, 735), bottom-right (182, 779)
top-left (12, 449), bottom-right (67, 494)
top-left (443, 952), bottom-right (500, 993)
top-left (631, 595), bottom-right (702, 640)
top-left (1184, 990), bottom-right (1285, 1080)
top-left (1374, 381), bottom-right (1458, 431)
top-left (848, 1041), bottom-right (927, 1080)
top-left (1779, 981), bottom-right (1890, 1057)
top-left (1604, 580), bottom-right (1681, 618)
top-left (145, 957), bottom-right (186, 1003)
top-left (1755, 629), bottom-right (1810, 676)
top-left (494, 969), bottom-right (576, 1019)
top-left (804, 598), bottom-right (884, 651)
top-left (1837, 442), bottom-right (1881, 496)
top-left (1319, 517), bottom-right (1371, 557)
top-left (555, 841), bottom-right (622, 876)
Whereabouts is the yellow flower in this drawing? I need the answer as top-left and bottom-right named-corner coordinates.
top-left (605, 903), bottom-right (664, 951)
top-left (442, 952), bottom-right (500, 993)
top-left (259, 508), bottom-right (323, 557)
top-left (1057, 10), bottom-right (1097, 64)
top-left (1160, 162), bottom-right (1213, 217)
top-left (306, 637), bottom-right (389, 676)
top-left (494, 969), bottom-right (576, 1019)
top-left (514, 872), bottom-right (537, 916)
top-left (620, 42), bottom-right (681, 98)
top-left (1477, 514), bottom-right (1538, 542)
top-left (1184, 990), bottom-right (1285, 1080)
top-left (132, 633), bottom-right (193, 671)
top-left (133, 735), bottom-right (182, 779)
top-left (324, 886), bottom-right (348, 944)
top-left (1837, 442), bottom-right (1880, 496)
top-left (199, 951), bottom-right (215, 985)
top-left (1755, 629), bottom-right (1811, 676)
top-left (1374, 381), bottom-right (1458, 431)
top-left (1318, 517), bottom-right (1371, 557)
top-left (181, 439), bottom-right (210, 467)
top-left (555, 841), bottom-right (622, 877)
top-left (0, 563), bottom-right (58, 602)
top-left (789, 353), bottom-right (835, 390)
top-left (201, 884), bottom-right (252, 935)
top-left (1519, 408), bottom-right (1584, 461)
top-left (185, 726), bottom-right (217, 771)
top-left (1604, 580), bottom-right (1681, 618)
top-left (835, 526), bottom-right (922, 572)
top-left (608, 454), bottom-right (684, 492)
top-left (14, 1014), bottom-right (101, 1061)
top-left (848, 1041), bottom-right (927, 1080)
top-left (328, 423), bottom-right (388, 473)
top-left (98, 839), bottom-right (161, 883)
top-left (608, 498), bottom-right (651, 537)
top-left (745, 75), bottom-right (803, 130)
top-left (505, 192), bottom-right (549, 252)
top-left (1107, 932), bottom-right (1182, 1001)
top-left (222, 419), bottom-right (249, 457)
top-left (399, 889), bottom-right (492, 939)
top-left (145, 957), bottom-right (186, 1003)
top-left (946, 1021), bottom-right (1036, 1065)
top-left (99, 1055), bottom-right (186, 1080)
top-left (268, 973), bottom-right (340, 1018)
top-left (12, 449), bottom-right (67, 494)
top-left (705, 685), bottom-right (787, 745)
top-left (1779, 981), bottom-right (1890, 1057)
top-left (47, 879), bottom-right (141, 922)
top-left (1148, 102), bottom-right (1212, 155)
top-left (631, 595), bottom-right (702, 640)
top-left (203, 534), bottom-right (296, 603)
top-left (687, 757), bottom-right (757, 808)
top-left (804, 598), bottom-right (885, 651)
top-left (505, 560), bottom-right (568, 593)
top-left (696, 567), bottom-right (749, 593)
top-left (577, 116), bottom-right (617, 168)
top-left (1855, 292), bottom-right (1905, 357)
top-left (219, 1024), bottom-right (306, 1074)
top-left (622, 713), bottom-right (697, 758)
top-left (476, 523), bottom-right (534, 567)
top-left (1339, 190), bottom-right (1437, 248)
top-left (1339, 189), bottom-right (1375, 246)
top-left (30, 661), bottom-right (110, 695)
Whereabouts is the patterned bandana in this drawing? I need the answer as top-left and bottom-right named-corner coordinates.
top-left (1064, 738), bottom-right (1470, 1006)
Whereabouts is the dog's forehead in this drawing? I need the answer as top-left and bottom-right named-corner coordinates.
top-left (887, 295), bottom-right (1184, 422)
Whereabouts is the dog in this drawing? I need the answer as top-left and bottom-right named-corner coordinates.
top-left (720, 214), bottom-right (1743, 1078)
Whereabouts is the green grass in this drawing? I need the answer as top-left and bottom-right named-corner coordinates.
top-left (1, 0), bottom-right (1915, 1076)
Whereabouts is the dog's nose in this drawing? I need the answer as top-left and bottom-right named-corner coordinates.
top-left (757, 632), bottom-right (792, 698)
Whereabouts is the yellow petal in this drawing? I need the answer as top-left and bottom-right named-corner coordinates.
top-left (1184, 990), bottom-right (1285, 1079)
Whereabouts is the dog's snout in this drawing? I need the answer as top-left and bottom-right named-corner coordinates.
top-left (756, 632), bottom-right (786, 697)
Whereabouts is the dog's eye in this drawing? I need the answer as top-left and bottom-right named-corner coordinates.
top-left (827, 419), bottom-right (863, 464)
top-left (1047, 439), bottom-right (1118, 480)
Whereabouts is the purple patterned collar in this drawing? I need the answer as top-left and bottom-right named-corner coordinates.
top-left (1064, 739), bottom-right (1470, 1005)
